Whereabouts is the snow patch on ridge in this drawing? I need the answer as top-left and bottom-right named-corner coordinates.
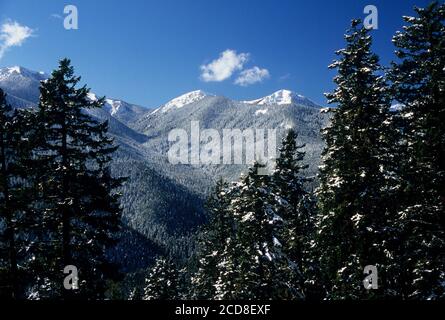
top-left (255, 108), bottom-right (269, 116)
top-left (105, 99), bottom-right (123, 116)
top-left (87, 93), bottom-right (124, 116)
top-left (160, 90), bottom-right (212, 113)
top-left (242, 90), bottom-right (314, 106)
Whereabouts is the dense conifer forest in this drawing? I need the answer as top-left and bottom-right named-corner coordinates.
top-left (0, 2), bottom-right (443, 300)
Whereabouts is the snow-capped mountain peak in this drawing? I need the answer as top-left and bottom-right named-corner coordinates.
top-left (0, 66), bottom-right (49, 106)
top-left (159, 90), bottom-right (212, 113)
top-left (0, 66), bottom-right (150, 123)
top-left (86, 92), bottom-right (147, 119)
top-left (0, 66), bottom-right (47, 81)
top-left (245, 89), bottom-right (295, 105)
top-left (5, 66), bottom-right (22, 74)
top-left (244, 89), bottom-right (316, 107)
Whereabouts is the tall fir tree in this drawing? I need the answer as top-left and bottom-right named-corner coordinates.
top-left (271, 129), bottom-right (319, 299)
top-left (215, 163), bottom-right (301, 300)
top-left (144, 257), bottom-right (180, 300)
top-left (0, 88), bottom-right (19, 298)
top-left (0, 90), bottom-right (38, 298)
top-left (33, 59), bottom-right (123, 299)
top-left (191, 178), bottom-right (235, 299)
top-left (316, 20), bottom-right (395, 299)
top-left (389, 1), bottom-right (445, 299)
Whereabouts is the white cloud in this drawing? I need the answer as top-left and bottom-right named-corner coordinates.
top-left (235, 66), bottom-right (270, 86)
top-left (51, 14), bottom-right (63, 20)
top-left (200, 49), bottom-right (249, 82)
top-left (0, 20), bottom-right (34, 60)
top-left (278, 73), bottom-right (291, 81)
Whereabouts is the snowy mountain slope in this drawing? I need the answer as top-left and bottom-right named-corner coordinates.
top-left (0, 66), bottom-right (151, 144)
top-left (0, 67), bottom-right (217, 194)
top-left (0, 66), bottom-right (151, 127)
top-left (87, 93), bottom-right (151, 127)
top-left (135, 92), bottom-right (328, 182)
top-left (0, 66), bottom-right (46, 104)
top-left (85, 105), bottom-right (150, 144)
top-left (5, 92), bottom-right (36, 109)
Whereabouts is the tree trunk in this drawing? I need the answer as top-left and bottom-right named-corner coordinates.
top-left (61, 118), bottom-right (72, 298)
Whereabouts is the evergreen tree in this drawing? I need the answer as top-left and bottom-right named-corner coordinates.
top-left (192, 178), bottom-right (235, 299)
top-left (128, 286), bottom-right (144, 300)
top-left (316, 20), bottom-right (394, 299)
top-left (216, 163), bottom-right (301, 300)
top-left (272, 129), bottom-right (320, 299)
top-left (144, 257), bottom-right (180, 300)
top-left (389, 1), bottom-right (445, 299)
top-left (214, 232), bottom-right (241, 300)
top-left (0, 90), bottom-right (38, 298)
top-left (0, 88), bottom-right (19, 298)
top-left (273, 130), bottom-right (308, 223)
top-left (33, 59), bottom-right (123, 298)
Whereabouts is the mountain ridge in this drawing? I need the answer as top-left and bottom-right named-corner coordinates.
top-left (1, 66), bottom-right (324, 119)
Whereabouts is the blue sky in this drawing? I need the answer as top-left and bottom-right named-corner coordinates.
top-left (0, 0), bottom-right (430, 107)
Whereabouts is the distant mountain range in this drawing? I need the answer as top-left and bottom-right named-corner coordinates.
top-left (0, 65), bottom-right (329, 270)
